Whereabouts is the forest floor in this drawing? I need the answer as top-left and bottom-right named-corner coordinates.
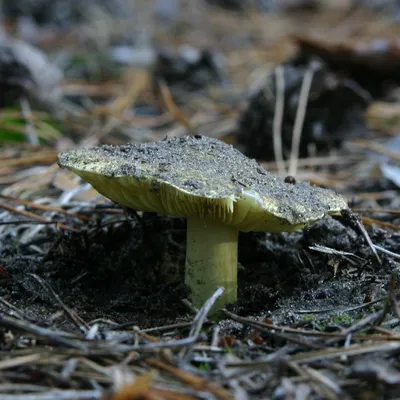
top-left (0, 1), bottom-right (400, 399)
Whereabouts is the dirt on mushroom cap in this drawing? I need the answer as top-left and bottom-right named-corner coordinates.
top-left (58, 135), bottom-right (347, 231)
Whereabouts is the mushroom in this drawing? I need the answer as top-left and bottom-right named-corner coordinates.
top-left (58, 135), bottom-right (347, 311)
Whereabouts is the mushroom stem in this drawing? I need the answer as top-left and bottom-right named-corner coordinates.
top-left (185, 216), bottom-right (238, 311)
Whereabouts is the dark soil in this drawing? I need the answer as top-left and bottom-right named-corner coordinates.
top-left (1, 209), bottom-right (398, 330)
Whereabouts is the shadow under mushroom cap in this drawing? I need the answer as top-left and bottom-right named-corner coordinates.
top-left (58, 135), bottom-right (347, 232)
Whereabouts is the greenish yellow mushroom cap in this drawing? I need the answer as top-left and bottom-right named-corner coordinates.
top-left (57, 135), bottom-right (347, 232)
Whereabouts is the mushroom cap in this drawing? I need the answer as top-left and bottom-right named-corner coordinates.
top-left (58, 135), bottom-right (347, 233)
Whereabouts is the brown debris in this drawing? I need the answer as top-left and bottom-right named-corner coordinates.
top-left (295, 35), bottom-right (400, 81)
